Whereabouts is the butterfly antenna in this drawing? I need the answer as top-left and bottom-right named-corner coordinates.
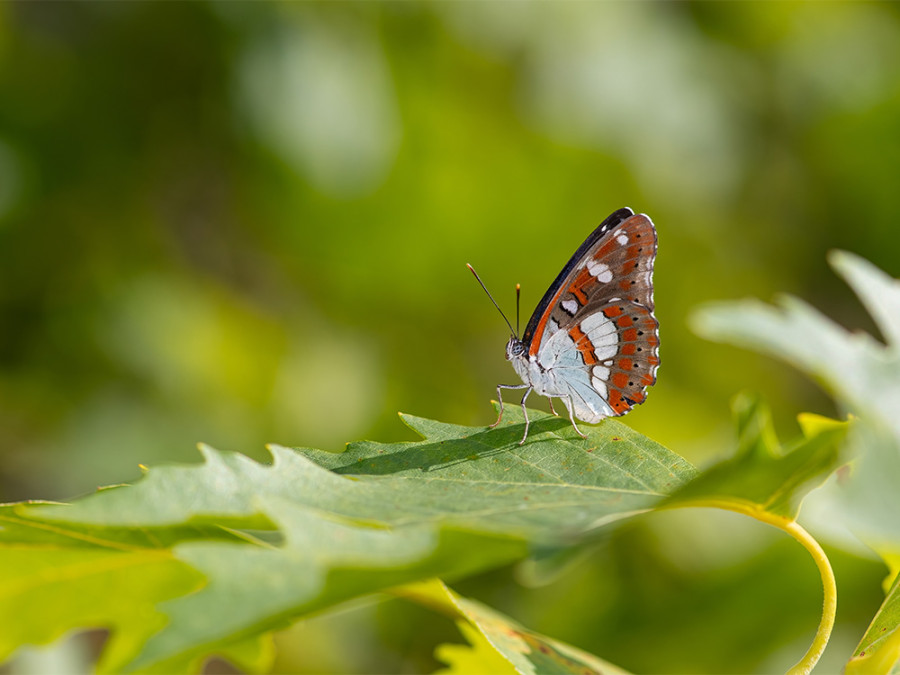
top-left (466, 263), bottom-right (517, 337)
top-left (516, 283), bottom-right (521, 337)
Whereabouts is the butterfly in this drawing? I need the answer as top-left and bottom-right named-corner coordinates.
top-left (468, 207), bottom-right (659, 444)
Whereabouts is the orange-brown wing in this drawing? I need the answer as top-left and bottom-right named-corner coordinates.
top-left (523, 209), bottom-right (657, 361)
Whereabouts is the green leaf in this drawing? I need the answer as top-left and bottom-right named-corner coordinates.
top-left (435, 622), bottom-right (520, 675)
top-left (0, 504), bottom-right (204, 672)
top-left (692, 252), bottom-right (900, 673)
top-left (692, 251), bottom-right (900, 436)
top-left (32, 410), bottom-right (695, 545)
top-left (692, 253), bottom-right (900, 543)
top-left (1, 408), bottom-right (695, 671)
top-left (128, 501), bottom-right (527, 671)
top-left (31, 410), bottom-right (695, 543)
top-left (298, 409), bottom-right (697, 541)
top-left (846, 571), bottom-right (900, 675)
top-left (664, 393), bottom-right (849, 519)
top-left (401, 579), bottom-right (631, 675)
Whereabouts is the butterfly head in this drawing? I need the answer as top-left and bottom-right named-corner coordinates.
top-left (505, 335), bottom-right (526, 361)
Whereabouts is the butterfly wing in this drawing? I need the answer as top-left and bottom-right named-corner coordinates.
top-left (521, 208), bottom-right (659, 422)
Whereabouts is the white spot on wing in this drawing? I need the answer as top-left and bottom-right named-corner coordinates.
top-left (561, 299), bottom-right (578, 315)
top-left (580, 313), bottom-right (615, 335)
top-left (594, 343), bottom-right (617, 361)
top-left (576, 312), bottom-right (619, 361)
top-left (587, 260), bottom-right (613, 283)
top-left (616, 233), bottom-right (628, 246)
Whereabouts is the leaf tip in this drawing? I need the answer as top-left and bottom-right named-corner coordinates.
top-left (266, 443), bottom-right (294, 465)
top-left (196, 443), bottom-right (222, 463)
top-left (826, 248), bottom-right (854, 270)
top-left (827, 249), bottom-right (891, 294)
top-left (796, 412), bottom-right (850, 438)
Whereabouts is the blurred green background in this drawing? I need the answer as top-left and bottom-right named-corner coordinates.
top-left (1, 2), bottom-right (897, 673)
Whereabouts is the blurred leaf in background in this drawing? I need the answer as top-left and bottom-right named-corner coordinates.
top-left (1, 1), bottom-right (898, 673)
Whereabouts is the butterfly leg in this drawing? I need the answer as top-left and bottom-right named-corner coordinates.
top-left (489, 384), bottom-right (529, 429)
top-left (547, 398), bottom-right (558, 416)
top-left (561, 395), bottom-right (588, 440)
top-left (518, 386), bottom-right (534, 445)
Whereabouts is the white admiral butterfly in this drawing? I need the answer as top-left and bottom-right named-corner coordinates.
top-left (469, 207), bottom-right (659, 444)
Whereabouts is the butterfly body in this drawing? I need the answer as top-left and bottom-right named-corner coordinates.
top-left (483, 207), bottom-right (660, 444)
